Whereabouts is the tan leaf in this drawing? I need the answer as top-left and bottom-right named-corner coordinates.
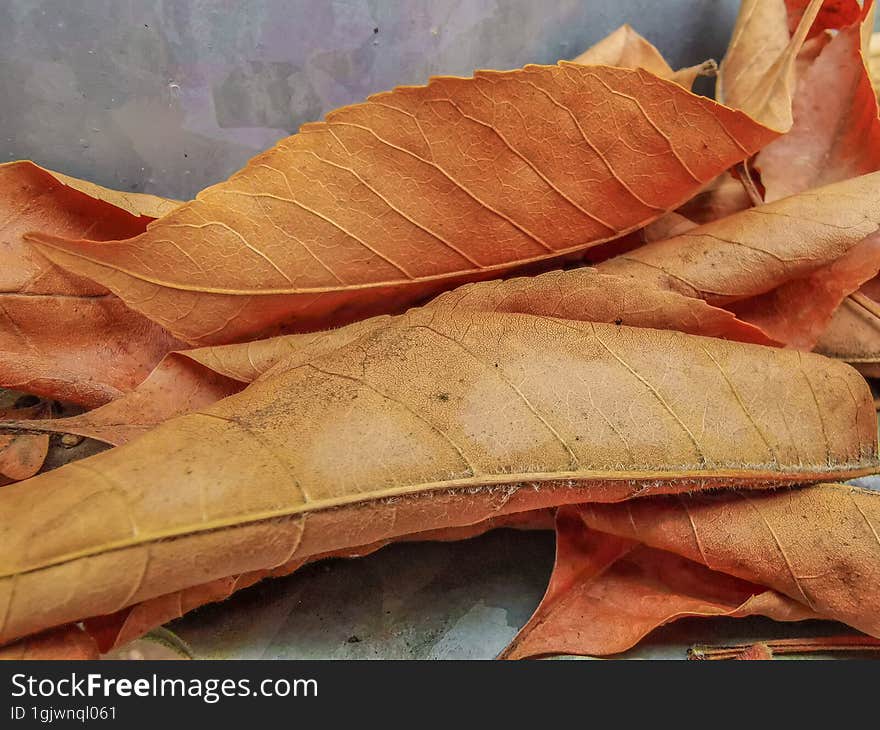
top-left (598, 172), bottom-right (880, 346)
top-left (0, 309), bottom-right (874, 645)
top-left (0, 267), bottom-right (776, 446)
top-left (501, 508), bottom-right (816, 659)
top-left (572, 24), bottom-right (715, 89)
top-left (815, 291), bottom-right (880, 377)
top-left (26, 64), bottom-right (775, 345)
top-left (0, 161), bottom-right (183, 406)
top-left (718, 0), bottom-right (823, 130)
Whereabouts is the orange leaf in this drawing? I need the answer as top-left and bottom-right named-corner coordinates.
top-left (0, 624), bottom-right (98, 660)
top-left (26, 64), bottom-right (775, 345)
top-left (0, 161), bottom-right (183, 406)
top-left (0, 401), bottom-right (53, 485)
top-left (728, 232), bottom-right (880, 349)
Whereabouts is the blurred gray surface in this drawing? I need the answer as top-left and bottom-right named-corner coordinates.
top-left (1, 0), bottom-right (739, 199)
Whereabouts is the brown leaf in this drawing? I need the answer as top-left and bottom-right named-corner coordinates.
top-left (0, 308), bottom-right (874, 645)
top-left (756, 4), bottom-right (880, 201)
top-left (718, 0), bottom-right (823, 130)
top-left (26, 64), bottom-right (775, 345)
top-left (501, 508), bottom-right (815, 659)
top-left (579, 483), bottom-right (880, 637)
top-left (0, 161), bottom-right (183, 406)
top-left (0, 267), bottom-right (776, 445)
top-left (598, 172), bottom-right (880, 346)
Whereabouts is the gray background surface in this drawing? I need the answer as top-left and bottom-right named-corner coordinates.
top-left (1, 0), bottom-right (740, 200)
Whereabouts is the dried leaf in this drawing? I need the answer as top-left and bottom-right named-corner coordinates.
top-left (501, 508), bottom-right (815, 659)
top-left (86, 510), bottom-right (552, 654)
top-left (0, 310), bottom-right (874, 645)
top-left (0, 161), bottom-right (183, 406)
top-left (26, 64), bottom-right (775, 345)
top-left (728, 233), bottom-right (880, 349)
top-left (0, 624), bottom-right (99, 660)
top-left (579, 483), bottom-right (880, 637)
top-left (690, 634), bottom-right (880, 659)
top-left (597, 173), bottom-right (880, 322)
top-left (718, 0), bottom-right (823, 130)
top-left (756, 4), bottom-right (880, 201)
top-left (572, 24), bottom-right (715, 89)
top-left (815, 291), bottom-right (880, 376)
top-left (0, 267), bottom-right (776, 446)
top-left (0, 401), bottom-right (53, 485)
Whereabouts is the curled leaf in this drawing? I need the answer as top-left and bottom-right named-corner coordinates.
top-left (579, 483), bottom-right (880, 637)
top-left (718, 0), bottom-right (823, 130)
top-left (756, 3), bottom-right (880, 201)
top-left (0, 161), bottom-right (183, 406)
top-left (599, 172), bottom-right (880, 347)
top-left (501, 508), bottom-right (815, 659)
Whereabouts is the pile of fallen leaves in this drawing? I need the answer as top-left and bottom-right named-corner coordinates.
top-left (2, 0), bottom-right (880, 661)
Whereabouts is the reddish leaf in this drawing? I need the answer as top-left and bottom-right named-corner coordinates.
top-left (501, 508), bottom-right (815, 659)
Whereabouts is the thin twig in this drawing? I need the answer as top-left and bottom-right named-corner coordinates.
top-left (689, 634), bottom-right (880, 660)
top-left (849, 291), bottom-right (880, 320)
top-left (735, 161), bottom-right (764, 207)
